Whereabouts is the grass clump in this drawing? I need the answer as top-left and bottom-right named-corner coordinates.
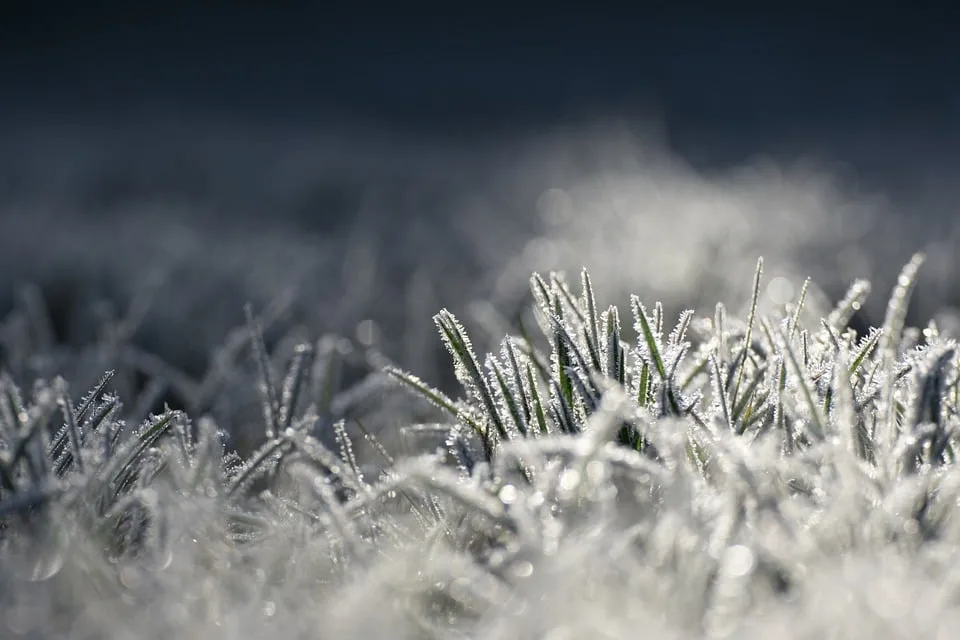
top-left (3, 253), bottom-right (960, 638)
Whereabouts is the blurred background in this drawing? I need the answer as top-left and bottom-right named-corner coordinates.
top-left (1, 4), bottom-right (959, 407)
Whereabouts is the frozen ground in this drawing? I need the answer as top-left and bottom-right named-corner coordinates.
top-left (2, 113), bottom-right (960, 638)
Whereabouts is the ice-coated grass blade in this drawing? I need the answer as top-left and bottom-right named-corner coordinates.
top-left (552, 272), bottom-right (588, 328)
top-left (550, 378), bottom-right (578, 434)
top-left (523, 361), bottom-right (550, 436)
top-left (56, 381), bottom-right (84, 475)
top-left (245, 303), bottom-right (280, 439)
top-left (849, 328), bottom-right (883, 377)
top-left (282, 429), bottom-right (365, 495)
top-left (105, 410), bottom-right (183, 503)
top-left (385, 368), bottom-right (456, 417)
top-left (602, 306), bottom-right (624, 385)
top-left (278, 342), bottom-right (316, 432)
top-left (904, 348), bottom-right (954, 467)
top-left (732, 257), bottom-right (763, 409)
top-left (730, 367), bottom-right (765, 430)
top-left (770, 318), bottom-right (826, 441)
top-left (637, 361), bottom-right (651, 408)
top-left (226, 436), bottom-right (291, 498)
top-left (875, 254), bottom-right (926, 457)
top-left (530, 273), bottom-right (554, 329)
top-left (580, 269), bottom-right (603, 370)
top-left (668, 310), bottom-right (694, 352)
top-left (878, 253), bottom-right (925, 362)
top-left (385, 367), bottom-right (486, 442)
top-left (631, 297), bottom-right (667, 380)
top-left (549, 293), bottom-right (577, 416)
top-left (516, 312), bottom-right (551, 383)
top-left (503, 340), bottom-right (533, 428)
top-left (833, 346), bottom-right (874, 462)
top-left (7, 259), bottom-right (960, 637)
top-left (486, 353), bottom-right (526, 437)
top-left (710, 354), bottom-right (732, 432)
top-left (333, 420), bottom-right (364, 487)
top-left (49, 370), bottom-right (115, 464)
top-left (827, 278), bottom-right (871, 332)
top-left (435, 309), bottom-right (509, 444)
top-left (787, 278), bottom-right (810, 340)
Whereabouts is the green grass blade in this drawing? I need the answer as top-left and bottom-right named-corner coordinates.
top-left (504, 340), bottom-right (532, 427)
top-left (106, 410), bottom-right (182, 502)
top-left (487, 354), bottom-right (526, 437)
top-left (602, 306), bottom-right (623, 383)
top-left (849, 328), bottom-right (883, 377)
top-left (524, 362), bottom-right (550, 436)
top-left (771, 319), bottom-right (826, 441)
top-left (631, 296), bottom-right (666, 380)
top-left (435, 309), bottom-right (508, 443)
top-left (226, 436), bottom-right (291, 498)
top-left (385, 367), bottom-right (484, 437)
top-left (580, 269), bottom-right (603, 370)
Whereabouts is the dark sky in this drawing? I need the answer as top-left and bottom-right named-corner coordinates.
top-left (3, 5), bottom-right (959, 136)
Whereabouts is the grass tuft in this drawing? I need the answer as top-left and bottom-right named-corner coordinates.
top-left (3, 255), bottom-right (960, 638)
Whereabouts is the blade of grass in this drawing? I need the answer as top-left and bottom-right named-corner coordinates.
top-left (245, 303), bottom-right (280, 439)
top-left (631, 297), bottom-right (666, 380)
top-left (435, 309), bottom-right (509, 443)
top-left (732, 257), bottom-right (764, 409)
